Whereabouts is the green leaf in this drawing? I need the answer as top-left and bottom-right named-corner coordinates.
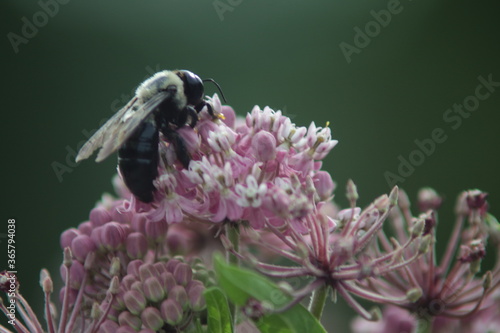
top-left (204, 287), bottom-right (233, 333)
top-left (214, 254), bottom-right (291, 307)
top-left (214, 254), bottom-right (326, 333)
top-left (255, 305), bottom-right (326, 333)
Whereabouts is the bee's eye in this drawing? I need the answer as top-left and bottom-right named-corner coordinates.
top-left (180, 70), bottom-right (204, 105)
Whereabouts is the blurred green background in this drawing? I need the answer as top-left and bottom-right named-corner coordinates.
top-left (1, 0), bottom-right (500, 331)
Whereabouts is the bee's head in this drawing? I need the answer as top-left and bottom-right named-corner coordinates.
top-left (176, 70), bottom-right (204, 107)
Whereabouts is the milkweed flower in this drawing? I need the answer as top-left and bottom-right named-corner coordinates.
top-left (230, 181), bottom-right (430, 320)
top-left (351, 188), bottom-right (500, 331)
top-left (0, 96), bottom-right (339, 333)
top-left (1, 192), bottom-right (215, 333)
top-left (123, 94), bottom-right (339, 231)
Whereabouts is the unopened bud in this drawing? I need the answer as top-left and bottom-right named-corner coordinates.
top-left (187, 283), bottom-right (206, 311)
top-left (143, 277), bottom-right (165, 302)
top-left (110, 257), bottom-right (121, 277)
top-left (124, 289), bottom-right (147, 315)
top-left (389, 186), bottom-right (399, 207)
top-left (161, 299), bottom-right (183, 325)
top-left (109, 276), bottom-right (119, 295)
top-left (40, 269), bottom-right (53, 293)
top-left (346, 179), bottom-right (359, 204)
top-left (173, 263), bottom-right (193, 286)
top-left (419, 235), bottom-right (432, 254)
top-left (411, 219), bottom-right (425, 238)
top-left (141, 307), bottom-right (164, 331)
top-left (91, 302), bottom-right (102, 320)
top-left (252, 131), bottom-right (277, 162)
top-left (63, 247), bottom-right (73, 266)
top-left (168, 285), bottom-right (188, 310)
top-left (118, 311), bottom-right (142, 331)
top-left (406, 288), bottom-right (422, 302)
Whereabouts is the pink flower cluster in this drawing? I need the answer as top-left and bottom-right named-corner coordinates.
top-left (351, 189), bottom-right (500, 332)
top-left (131, 94), bottom-right (338, 230)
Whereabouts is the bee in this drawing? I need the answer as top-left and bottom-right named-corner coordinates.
top-left (76, 70), bottom-right (224, 203)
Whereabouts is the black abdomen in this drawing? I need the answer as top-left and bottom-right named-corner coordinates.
top-left (118, 120), bottom-right (159, 203)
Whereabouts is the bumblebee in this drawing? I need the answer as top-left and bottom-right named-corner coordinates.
top-left (76, 70), bottom-right (222, 202)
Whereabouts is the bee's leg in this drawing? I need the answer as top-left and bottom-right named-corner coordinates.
top-left (175, 107), bottom-right (188, 127)
top-left (161, 127), bottom-right (191, 168)
top-left (195, 101), bottom-right (215, 118)
top-left (185, 105), bottom-right (198, 128)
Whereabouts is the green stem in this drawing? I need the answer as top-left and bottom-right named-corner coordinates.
top-left (415, 316), bottom-right (433, 333)
top-left (225, 222), bottom-right (240, 329)
top-left (225, 222), bottom-right (240, 265)
top-left (308, 284), bottom-right (328, 320)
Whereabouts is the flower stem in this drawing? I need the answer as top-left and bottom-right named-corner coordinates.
top-left (308, 283), bottom-right (328, 320)
top-left (225, 222), bottom-right (240, 328)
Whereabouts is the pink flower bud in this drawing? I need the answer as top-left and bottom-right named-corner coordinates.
top-left (126, 232), bottom-right (148, 259)
top-left (131, 213), bottom-right (147, 234)
top-left (187, 283), bottom-right (206, 311)
top-left (78, 221), bottom-right (93, 236)
top-left (160, 299), bottom-right (183, 326)
top-left (221, 105), bottom-right (236, 128)
top-left (120, 275), bottom-right (137, 291)
top-left (116, 326), bottom-right (136, 333)
top-left (60, 228), bottom-right (79, 249)
top-left (143, 277), bottom-right (165, 302)
top-left (126, 260), bottom-right (143, 276)
top-left (153, 262), bottom-right (168, 275)
top-left (140, 307), bottom-right (164, 331)
top-left (145, 220), bottom-right (168, 241)
top-left (173, 263), bottom-right (193, 286)
top-left (89, 206), bottom-right (112, 226)
top-left (313, 171), bottom-right (335, 201)
top-left (71, 235), bottom-right (96, 262)
top-left (98, 320), bottom-right (119, 333)
top-left (123, 289), bottom-right (147, 315)
top-left (102, 222), bottom-right (128, 250)
top-left (138, 263), bottom-right (159, 281)
top-left (161, 272), bottom-right (176, 293)
top-left (165, 259), bottom-right (181, 273)
top-left (60, 260), bottom-right (84, 288)
top-left (168, 285), bottom-right (188, 310)
top-left (252, 131), bottom-right (277, 162)
top-left (118, 311), bottom-right (141, 331)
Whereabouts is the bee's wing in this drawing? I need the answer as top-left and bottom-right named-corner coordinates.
top-left (76, 91), bottom-right (171, 163)
top-left (94, 91), bottom-right (173, 162)
top-left (75, 97), bottom-right (139, 162)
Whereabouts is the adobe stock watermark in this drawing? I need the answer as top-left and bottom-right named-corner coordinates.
top-left (339, 0), bottom-right (409, 64)
top-left (384, 74), bottom-right (499, 188)
top-left (51, 64), bottom-right (162, 183)
top-left (7, 0), bottom-right (71, 54)
top-left (213, 0), bottom-right (243, 21)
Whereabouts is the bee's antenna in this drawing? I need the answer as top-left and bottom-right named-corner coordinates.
top-left (203, 78), bottom-right (227, 103)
